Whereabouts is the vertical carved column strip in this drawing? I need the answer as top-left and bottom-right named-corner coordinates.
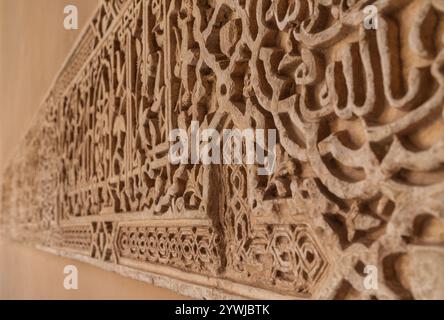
top-left (1, 0), bottom-right (443, 300)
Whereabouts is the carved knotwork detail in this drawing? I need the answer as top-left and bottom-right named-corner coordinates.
top-left (1, 0), bottom-right (444, 299)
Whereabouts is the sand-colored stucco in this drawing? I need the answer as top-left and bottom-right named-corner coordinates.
top-left (0, 0), bottom-right (184, 299)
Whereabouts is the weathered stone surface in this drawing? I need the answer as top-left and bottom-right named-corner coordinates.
top-left (1, 0), bottom-right (444, 299)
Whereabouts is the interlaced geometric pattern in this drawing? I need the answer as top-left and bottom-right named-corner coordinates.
top-left (1, 0), bottom-right (444, 299)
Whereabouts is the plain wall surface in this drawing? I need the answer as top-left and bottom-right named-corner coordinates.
top-left (0, 239), bottom-right (186, 299)
top-left (0, 0), bottom-right (185, 299)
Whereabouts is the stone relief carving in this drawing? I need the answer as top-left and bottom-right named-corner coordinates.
top-left (1, 0), bottom-right (444, 299)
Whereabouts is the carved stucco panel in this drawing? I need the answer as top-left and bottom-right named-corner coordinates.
top-left (1, 0), bottom-right (444, 299)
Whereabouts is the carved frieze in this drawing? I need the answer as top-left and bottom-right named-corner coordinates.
top-left (1, 0), bottom-right (444, 299)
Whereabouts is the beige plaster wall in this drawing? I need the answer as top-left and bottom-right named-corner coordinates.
top-left (0, 238), bottom-right (186, 299)
top-left (0, 0), bottom-right (185, 299)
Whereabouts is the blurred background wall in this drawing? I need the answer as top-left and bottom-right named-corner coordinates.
top-left (0, 0), bottom-right (184, 299)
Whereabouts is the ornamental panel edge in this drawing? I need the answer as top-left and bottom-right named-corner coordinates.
top-left (1, 0), bottom-right (444, 299)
